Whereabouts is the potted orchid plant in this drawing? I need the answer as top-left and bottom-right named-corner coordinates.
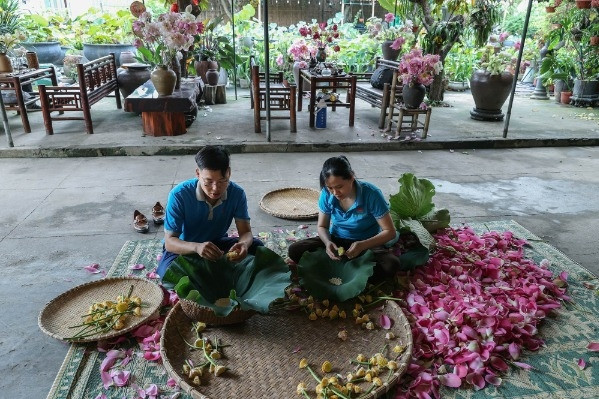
top-left (132, 6), bottom-right (204, 96)
top-left (287, 38), bottom-right (312, 88)
top-left (398, 48), bottom-right (443, 108)
top-left (367, 13), bottom-right (414, 61)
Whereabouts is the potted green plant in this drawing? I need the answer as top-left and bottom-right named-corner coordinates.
top-left (20, 13), bottom-right (63, 64)
top-left (470, 46), bottom-right (515, 121)
top-left (445, 45), bottom-right (475, 91)
top-left (79, 8), bottom-right (136, 66)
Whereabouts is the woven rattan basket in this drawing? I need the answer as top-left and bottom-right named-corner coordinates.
top-left (38, 276), bottom-right (164, 343)
top-left (179, 298), bottom-right (256, 325)
top-left (161, 300), bottom-right (412, 399)
top-left (259, 187), bottom-right (320, 220)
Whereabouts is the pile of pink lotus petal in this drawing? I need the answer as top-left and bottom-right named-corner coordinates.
top-left (394, 227), bottom-right (570, 398)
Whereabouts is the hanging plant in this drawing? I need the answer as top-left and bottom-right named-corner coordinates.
top-left (469, 0), bottom-right (502, 48)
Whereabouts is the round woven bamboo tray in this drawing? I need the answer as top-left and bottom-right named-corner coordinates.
top-left (38, 276), bottom-right (164, 343)
top-left (259, 187), bottom-right (320, 220)
top-left (161, 300), bottom-right (413, 399)
top-left (179, 298), bottom-right (256, 325)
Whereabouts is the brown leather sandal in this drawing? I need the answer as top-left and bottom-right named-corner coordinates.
top-left (133, 210), bottom-right (149, 233)
top-left (151, 202), bottom-right (165, 225)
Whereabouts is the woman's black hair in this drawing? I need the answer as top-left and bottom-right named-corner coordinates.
top-left (195, 145), bottom-right (230, 176)
top-left (319, 156), bottom-right (355, 188)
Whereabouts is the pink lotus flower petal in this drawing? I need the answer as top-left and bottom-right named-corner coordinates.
top-left (292, 346), bottom-right (301, 353)
top-left (110, 369), bottom-right (131, 387)
top-left (94, 394), bottom-right (107, 399)
top-left (508, 342), bottom-right (520, 360)
top-left (485, 374), bottom-right (502, 386)
top-left (84, 263), bottom-right (102, 273)
top-left (587, 342), bottom-right (599, 351)
top-left (298, 224), bottom-right (308, 229)
top-left (156, 253), bottom-right (163, 261)
top-left (145, 383), bottom-right (159, 396)
top-left (577, 358), bottom-right (586, 370)
top-left (512, 361), bottom-right (533, 370)
top-left (438, 373), bottom-right (461, 387)
top-left (166, 377), bottom-right (177, 388)
top-left (146, 270), bottom-right (159, 279)
top-left (379, 314), bottom-right (393, 329)
top-left (129, 263), bottom-right (145, 270)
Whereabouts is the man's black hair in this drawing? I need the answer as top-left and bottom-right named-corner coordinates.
top-left (319, 155), bottom-right (355, 189)
top-left (195, 146), bottom-right (230, 177)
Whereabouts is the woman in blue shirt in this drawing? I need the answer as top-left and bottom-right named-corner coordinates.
top-left (288, 156), bottom-right (400, 280)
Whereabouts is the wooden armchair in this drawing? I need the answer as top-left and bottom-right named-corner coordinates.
top-left (250, 60), bottom-right (296, 133)
top-left (38, 54), bottom-right (121, 134)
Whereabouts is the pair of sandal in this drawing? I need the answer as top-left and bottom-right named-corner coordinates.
top-left (133, 202), bottom-right (165, 233)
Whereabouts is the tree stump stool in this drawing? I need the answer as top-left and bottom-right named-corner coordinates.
top-left (204, 85), bottom-right (216, 105)
top-left (215, 84), bottom-right (227, 104)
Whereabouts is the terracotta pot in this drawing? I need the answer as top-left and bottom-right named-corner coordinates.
top-left (381, 40), bottom-right (401, 61)
top-left (470, 70), bottom-right (514, 121)
top-left (545, 6), bottom-right (556, 12)
top-left (560, 90), bottom-right (572, 104)
top-left (403, 83), bottom-right (426, 109)
top-left (555, 0), bottom-right (563, 6)
top-left (575, 0), bottom-right (591, 8)
top-left (412, 25), bottom-right (420, 33)
top-left (0, 53), bottom-right (13, 73)
top-left (150, 65), bottom-right (177, 96)
top-left (591, 36), bottom-right (599, 46)
top-left (194, 60), bottom-right (217, 84)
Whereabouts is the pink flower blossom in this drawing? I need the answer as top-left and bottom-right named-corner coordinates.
top-left (84, 263), bottom-right (102, 274)
top-left (276, 54), bottom-right (284, 66)
top-left (385, 13), bottom-right (395, 23)
top-left (398, 49), bottom-right (442, 86)
top-left (129, 263), bottom-right (145, 270)
top-left (146, 270), bottom-right (159, 279)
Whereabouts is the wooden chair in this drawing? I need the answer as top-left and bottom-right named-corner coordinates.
top-left (249, 55), bottom-right (284, 110)
top-left (250, 61), bottom-right (296, 133)
top-left (38, 54), bottom-right (121, 134)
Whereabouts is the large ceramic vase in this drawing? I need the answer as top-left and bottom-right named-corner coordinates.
top-left (0, 53), bottom-right (13, 73)
top-left (470, 70), bottom-right (514, 121)
top-left (194, 60), bottom-right (217, 85)
top-left (206, 68), bottom-right (219, 86)
top-left (117, 63), bottom-right (151, 98)
top-left (403, 83), bottom-right (426, 109)
top-left (82, 43), bottom-right (136, 66)
top-left (315, 47), bottom-right (327, 63)
top-left (150, 65), bottom-right (177, 96)
top-left (20, 41), bottom-right (62, 64)
top-left (381, 40), bottom-right (401, 61)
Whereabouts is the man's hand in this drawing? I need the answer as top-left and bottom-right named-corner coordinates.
top-left (226, 242), bottom-right (248, 262)
top-left (196, 241), bottom-right (224, 261)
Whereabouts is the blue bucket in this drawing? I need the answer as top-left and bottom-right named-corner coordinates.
top-left (315, 106), bottom-right (326, 129)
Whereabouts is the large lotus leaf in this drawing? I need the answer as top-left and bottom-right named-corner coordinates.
top-left (162, 247), bottom-right (290, 316)
top-left (399, 245), bottom-right (430, 271)
top-left (420, 208), bottom-right (451, 233)
top-left (297, 248), bottom-right (375, 302)
top-left (389, 173), bottom-right (436, 219)
top-left (163, 254), bottom-right (236, 302)
top-left (235, 246), bottom-right (291, 312)
top-left (397, 218), bottom-right (435, 250)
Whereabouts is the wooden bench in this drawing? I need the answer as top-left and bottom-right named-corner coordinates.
top-left (250, 56), bottom-right (296, 133)
top-left (348, 58), bottom-right (403, 129)
top-left (38, 54), bottom-right (121, 134)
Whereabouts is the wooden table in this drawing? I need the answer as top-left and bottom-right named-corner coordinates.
top-left (0, 67), bottom-right (57, 133)
top-left (298, 69), bottom-right (357, 128)
top-left (124, 79), bottom-right (201, 136)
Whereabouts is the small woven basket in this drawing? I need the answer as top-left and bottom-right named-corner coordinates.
top-left (179, 299), bottom-right (255, 326)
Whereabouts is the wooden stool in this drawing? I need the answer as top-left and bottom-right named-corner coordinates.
top-left (388, 105), bottom-right (432, 139)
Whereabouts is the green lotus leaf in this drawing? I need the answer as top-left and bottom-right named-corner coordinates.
top-left (162, 246), bottom-right (291, 317)
top-left (297, 248), bottom-right (375, 302)
top-left (399, 245), bottom-right (430, 271)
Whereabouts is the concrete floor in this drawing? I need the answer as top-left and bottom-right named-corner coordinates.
top-left (1, 148), bottom-right (599, 398)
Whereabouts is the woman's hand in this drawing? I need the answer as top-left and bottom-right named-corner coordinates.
top-left (196, 241), bottom-right (224, 261)
top-left (346, 241), bottom-right (365, 259)
top-left (325, 241), bottom-right (340, 260)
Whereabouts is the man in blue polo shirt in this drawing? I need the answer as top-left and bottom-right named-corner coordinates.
top-left (156, 146), bottom-right (263, 278)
